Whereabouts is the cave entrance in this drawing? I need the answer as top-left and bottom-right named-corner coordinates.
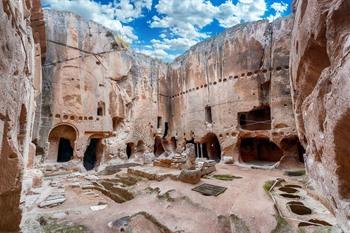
top-left (57, 138), bottom-right (73, 162)
top-left (154, 136), bottom-right (165, 156)
top-left (48, 124), bottom-right (77, 162)
top-left (239, 138), bottom-right (283, 165)
top-left (200, 133), bottom-right (221, 162)
top-left (238, 106), bottom-right (271, 130)
top-left (126, 142), bottom-right (135, 158)
top-left (83, 138), bottom-right (103, 171)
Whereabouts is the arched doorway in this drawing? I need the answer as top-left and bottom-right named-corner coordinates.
top-left (48, 124), bottom-right (77, 162)
top-left (154, 136), bottom-right (165, 156)
top-left (200, 133), bottom-right (221, 162)
top-left (239, 137), bottom-right (283, 164)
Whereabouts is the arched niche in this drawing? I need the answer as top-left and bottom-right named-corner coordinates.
top-left (48, 124), bottom-right (78, 162)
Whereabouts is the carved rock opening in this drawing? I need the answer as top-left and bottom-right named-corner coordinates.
top-left (239, 138), bottom-right (283, 163)
top-left (48, 124), bottom-right (77, 162)
top-left (287, 201), bottom-right (312, 215)
top-left (57, 138), bottom-right (73, 162)
top-left (126, 142), bottom-right (135, 159)
top-left (154, 136), bottom-right (165, 156)
top-left (84, 138), bottom-right (103, 171)
top-left (200, 133), bottom-right (221, 162)
top-left (238, 106), bottom-right (271, 130)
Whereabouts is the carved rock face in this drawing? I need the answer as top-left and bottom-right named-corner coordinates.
top-left (0, 0), bottom-right (39, 231)
top-left (290, 0), bottom-right (350, 231)
top-left (1, 0), bottom-right (349, 231)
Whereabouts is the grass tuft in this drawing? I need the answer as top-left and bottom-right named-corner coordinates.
top-left (263, 180), bottom-right (275, 193)
top-left (213, 174), bottom-right (243, 181)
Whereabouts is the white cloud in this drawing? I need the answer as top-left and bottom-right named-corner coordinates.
top-left (271, 2), bottom-right (288, 13)
top-left (42, 0), bottom-right (152, 43)
top-left (136, 37), bottom-right (199, 61)
top-left (216, 0), bottom-right (267, 28)
top-left (267, 2), bottom-right (289, 21)
top-left (150, 0), bottom-right (218, 40)
top-left (44, 0), bottom-right (289, 61)
top-left (113, 0), bottom-right (152, 22)
top-left (147, 0), bottom-right (274, 61)
top-left (136, 47), bottom-right (176, 61)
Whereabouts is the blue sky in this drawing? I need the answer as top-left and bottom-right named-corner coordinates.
top-left (42, 0), bottom-right (292, 62)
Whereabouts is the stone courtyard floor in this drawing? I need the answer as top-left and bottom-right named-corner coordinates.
top-left (21, 164), bottom-right (342, 233)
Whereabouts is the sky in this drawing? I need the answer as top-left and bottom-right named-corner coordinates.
top-left (42, 0), bottom-right (292, 62)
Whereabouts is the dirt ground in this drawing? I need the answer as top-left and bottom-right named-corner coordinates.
top-left (21, 164), bottom-right (340, 233)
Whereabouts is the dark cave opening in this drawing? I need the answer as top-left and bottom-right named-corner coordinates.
top-left (239, 138), bottom-right (283, 163)
top-left (201, 133), bottom-right (221, 162)
top-left (57, 138), bottom-right (73, 162)
top-left (83, 138), bottom-right (99, 170)
top-left (126, 142), bottom-right (135, 158)
top-left (238, 106), bottom-right (271, 130)
top-left (154, 136), bottom-right (165, 156)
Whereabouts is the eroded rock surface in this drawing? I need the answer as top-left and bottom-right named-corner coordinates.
top-left (290, 0), bottom-right (350, 231)
top-left (167, 17), bottom-right (299, 165)
top-left (0, 0), bottom-right (45, 230)
top-left (1, 0), bottom-right (349, 231)
top-left (38, 10), bottom-right (169, 171)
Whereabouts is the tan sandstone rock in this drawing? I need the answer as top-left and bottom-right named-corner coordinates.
top-left (0, 0), bottom-right (44, 230)
top-left (290, 0), bottom-right (350, 231)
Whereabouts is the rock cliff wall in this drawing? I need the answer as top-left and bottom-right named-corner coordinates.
top-left (1, 0), bottom-right (350, 231)
top-left (41, 10), bottom-right (300, 167)
top-left (0, 0), bottom-right (44, 231)
top-left (39, 10), bottom-right (168, 166)
top-left (290, 0), bottom-right (350, 230)
top-left (168, 17), bottom-right (299, 163)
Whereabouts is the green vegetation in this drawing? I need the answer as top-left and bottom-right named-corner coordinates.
top-left (212, 174), bottom-right (243, 181)
top-left (39, 217), bottom-right (89, 233)
top-left (263, 180), bottom-right (275, 193)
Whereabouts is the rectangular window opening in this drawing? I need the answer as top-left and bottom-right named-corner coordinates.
top-left (157, 116), bottom-right (162, 129)
top-left (205, 106), bottom-right (212, 123)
